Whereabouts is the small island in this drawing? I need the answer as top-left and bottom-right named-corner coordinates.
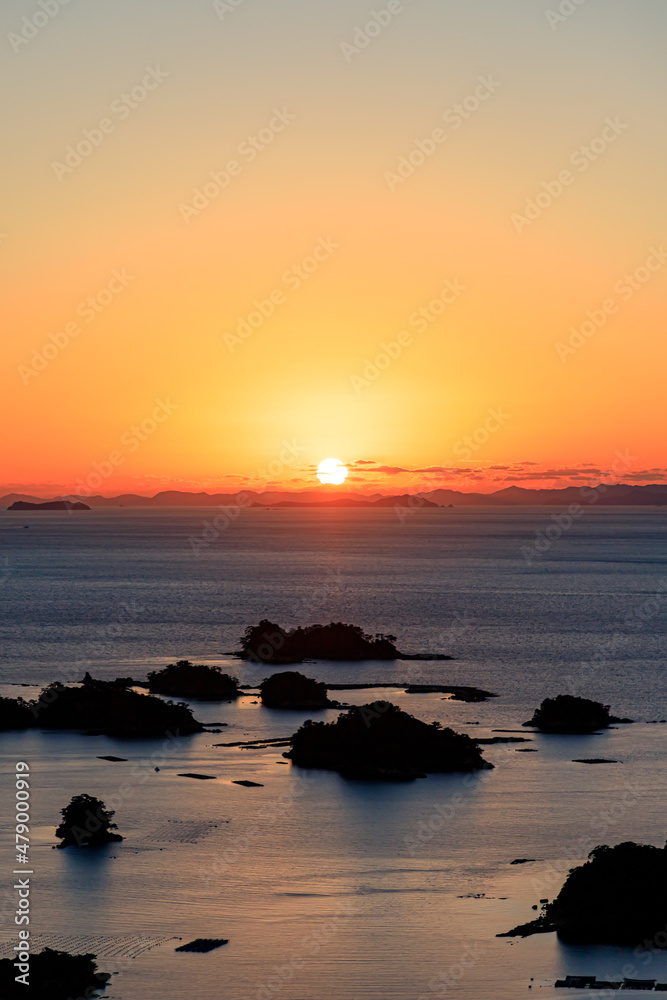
top-left (238, 620), bottom-right (452, 664)
top-left (8, 500), bottom-right (90, 510)
top-left (0, 677), bottom-right (204, 737)
top-left (285, 701), bottom-right (492, 780)
top-left (523, 694), bottom-right (629, 733)
top-left (0, 947), bottom-right (109, 999)
top-left (260, 670), bottom-right (334, 710)
top-left (56, 794), bottom-right (123, 848)
top-left (148, 660), bottom-right (241, 700)
top-left (500, 840), bottom-right (667, 945)
top-left (271, 495), bottom-right (440, 508)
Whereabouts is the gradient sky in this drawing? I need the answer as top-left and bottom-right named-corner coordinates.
top-left (2, 0), bottom-right (665, 495)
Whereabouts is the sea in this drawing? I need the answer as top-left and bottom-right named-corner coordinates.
top-left (0, 507), bottom-right (665, 999)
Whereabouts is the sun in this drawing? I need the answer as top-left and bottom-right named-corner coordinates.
top-left (317, 458), bottom-right (348, 486)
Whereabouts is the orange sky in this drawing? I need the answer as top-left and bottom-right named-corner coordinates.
top-left (2, 0), bottom-right (665, 496)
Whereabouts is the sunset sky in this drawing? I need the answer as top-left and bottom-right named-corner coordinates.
top-left (2, 0), bottom-right (665, 495)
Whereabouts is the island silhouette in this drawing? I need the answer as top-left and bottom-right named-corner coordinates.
top-left (0, 676), bottom-right (203, 737)
top-left (238, 620), bottom-right (451, 664)
top-left (8, 500), bottom-right (90, 510)
top-left (148, 660), bottom-right (241, 701)
top-left (0, 947), bottom-right (109, 999)
top-left (260, 670), bottom-right (334, 710)
top-left (523, 694), bottom-right (631, 733)
top-left (285, 701), bottom-right (492, 780)
top-left (56, 794), bottom-right (123, 849)
top-left (500, 840), bottom-right (667, 945)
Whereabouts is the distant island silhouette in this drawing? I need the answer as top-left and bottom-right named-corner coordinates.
top-left (3, 483), bottom-right (667, 507)
top-left (238, 620), bottom-right (452, 664)
top-left (268, 495), bottom-right (439, 508)
top-left (8, 500), bottom-right (90, 510)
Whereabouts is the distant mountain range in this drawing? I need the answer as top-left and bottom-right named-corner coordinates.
top-left (421, 484), bottom-right (667, 506)
top-left (3, 484), bottom-right (667, 508)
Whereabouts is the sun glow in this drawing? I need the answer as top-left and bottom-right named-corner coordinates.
top-left (317, 458), bottom-right (348, 485)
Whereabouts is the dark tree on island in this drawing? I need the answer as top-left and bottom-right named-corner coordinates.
top-left (29, 677), bottom-right (204, 737)
top-left (0, 680), bottom-right (204, 736)
top-left (523, 694), bottom-right (628, 733)
top-left (286, 701), bottom-right (492, 780)
top-left (0, 695), bottom-right (33, 730)
top-left (0, 947), bottom-right (109, 999)
top-left (550, 841), bottom-right (667, 944)
top-left (56, 794), bottom-right (123, 848)
top-left (240, 620), bottom-right (403, 664)
top-left (148, 660), bottom-right (241, 700)
top-left (260, 671), bottom-right (333, 710)
top-left (501, 841), bottom-right (667, 946)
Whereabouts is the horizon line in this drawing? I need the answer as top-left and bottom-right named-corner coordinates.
top-left (3, 482), bottom-right (667, 503)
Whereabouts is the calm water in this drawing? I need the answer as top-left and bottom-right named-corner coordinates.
top-left (0, 508), bottom-right (666, 998)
